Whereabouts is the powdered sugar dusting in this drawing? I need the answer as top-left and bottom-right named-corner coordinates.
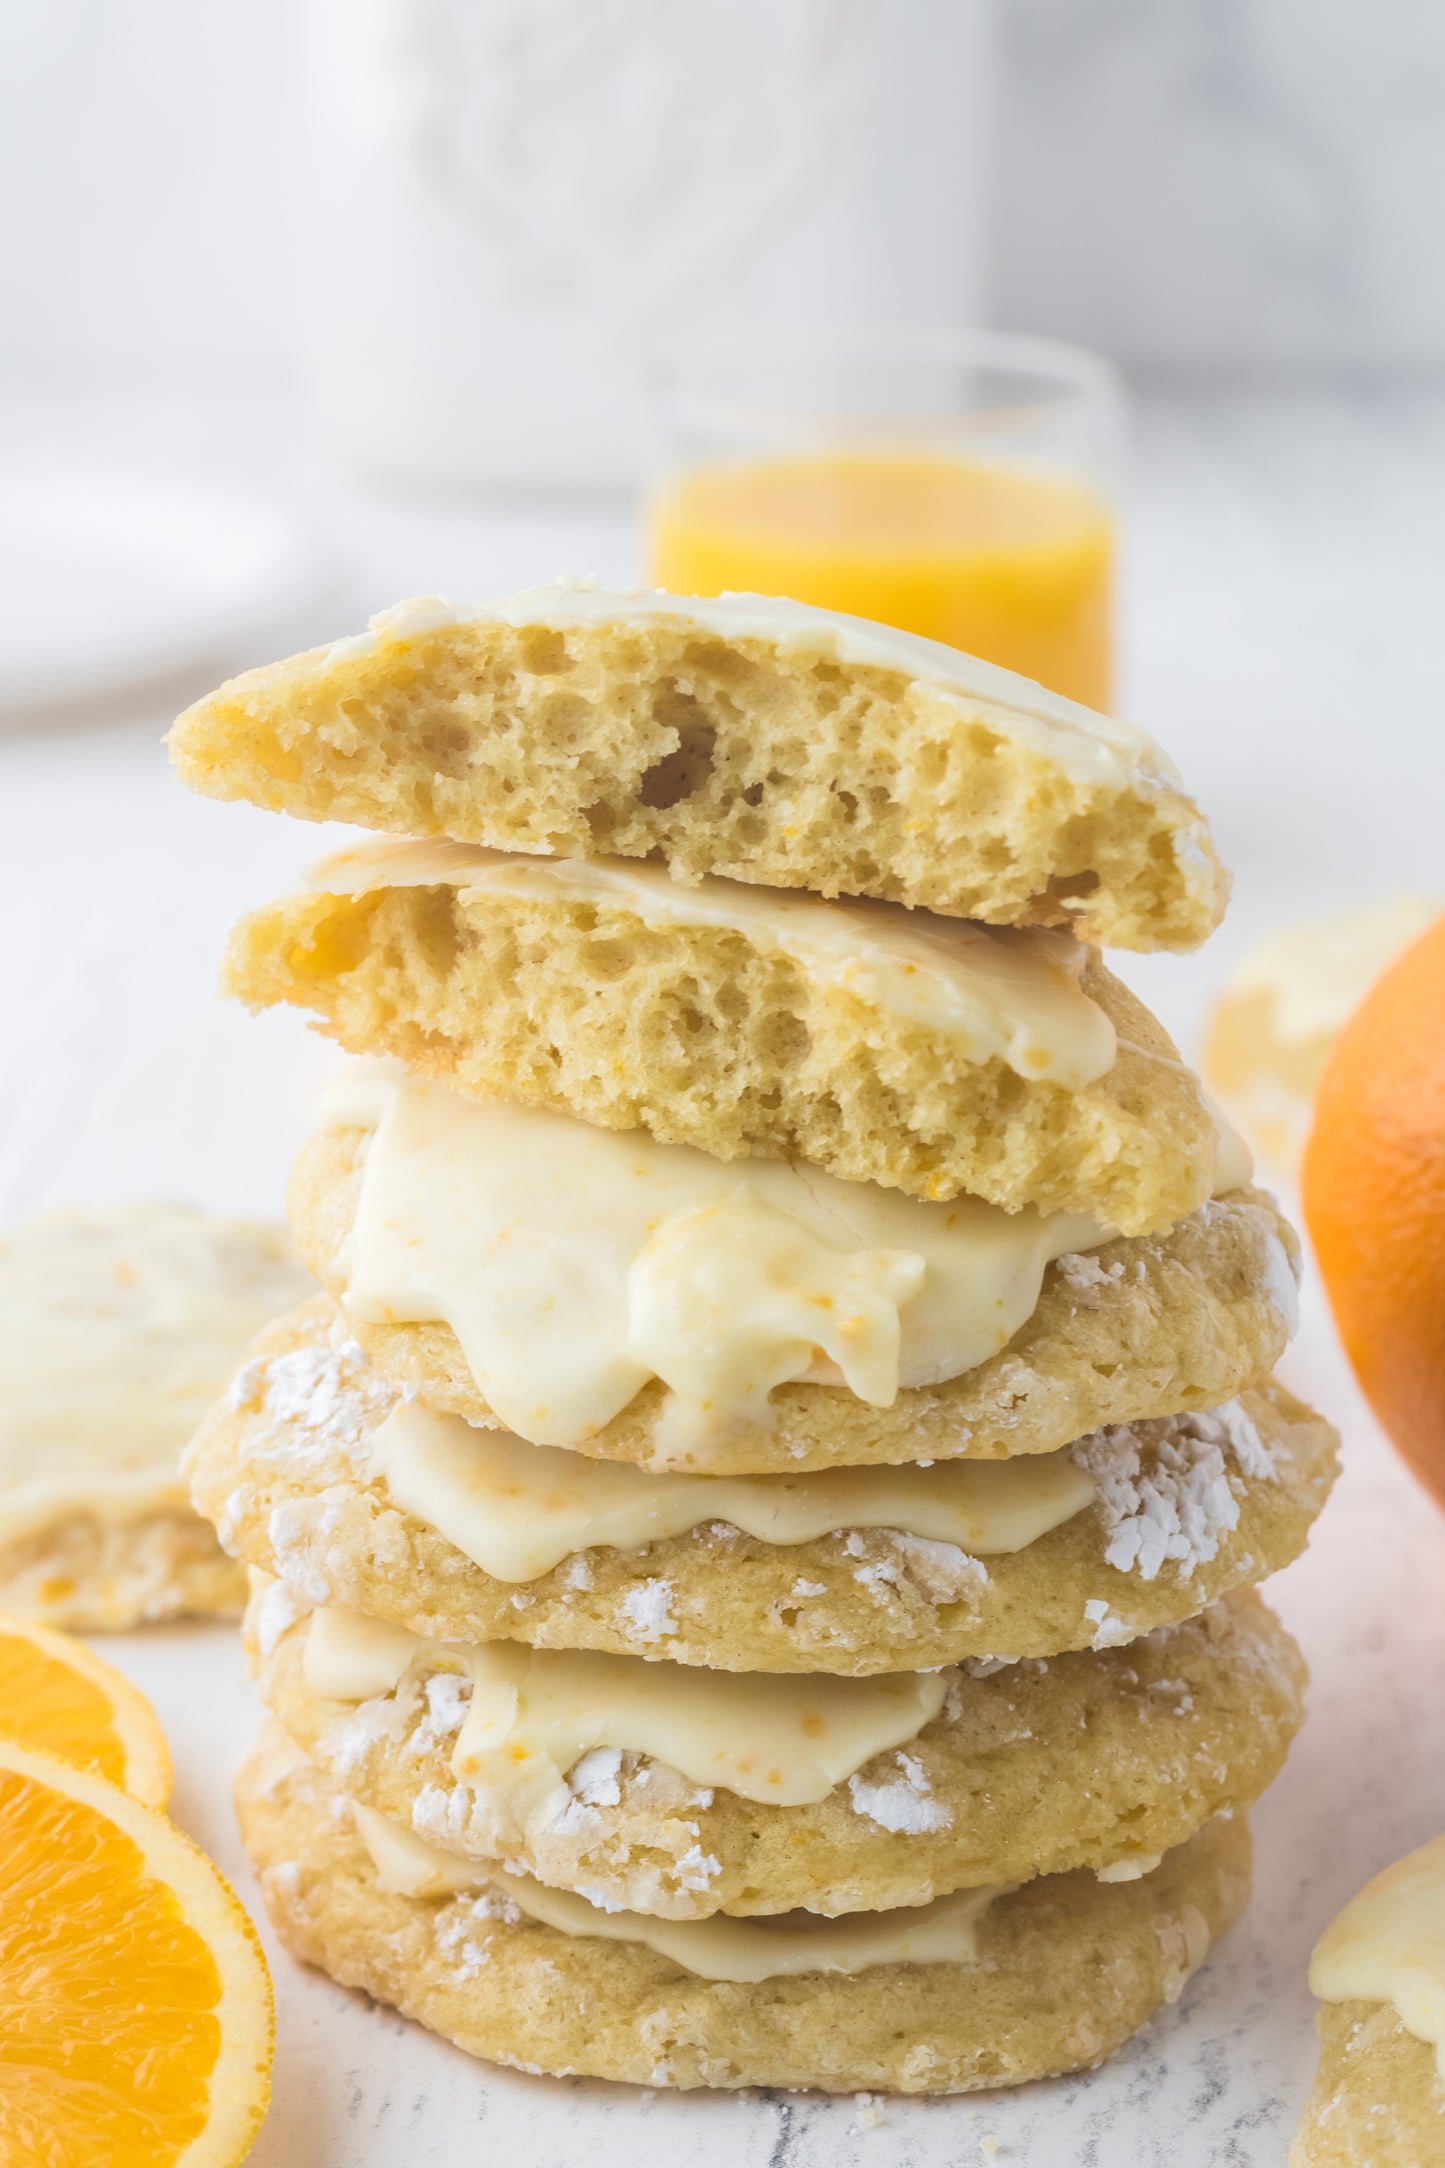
top-left (250, 1576), bottom-right (313, 1658)
top-left (1072, 1400), bottom-right (1279, 1582)
top-left (1083, 1598), bottom-right (1131, 1648)
top-left (242, 1338), bottom-right (388, 1478)
top-left (620, 1579), bottom-right (678, 1642)
top-left (847, 1751), bottom-right (952, 1834)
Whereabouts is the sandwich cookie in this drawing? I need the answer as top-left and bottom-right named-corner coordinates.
top-left (189, 1301), bottom-right (1339, 1674)
top-left (238, 1720), bottom-right (1253, 2095)
top-left (251, 1581), bottom-right (1302, 1921)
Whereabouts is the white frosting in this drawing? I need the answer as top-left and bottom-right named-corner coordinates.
top-left (351, 1799), bottom-right (1006, 1982)
top-left (311, 838), bottom-right (1118, 1089)
top-left (0, 1203), bottom-right (309, 1546)
top-left (368, 1401), bottom-right (1094, 1583)
top-left (340, 578), bottom-right (1176, 791)
top-left (1229, 893), bottom-right (1439, 1047)
top-left (327, 1073), bottom-right (1109, 1453)
top-left (305, 1609), bottom-right (947, 1835)
top-left (1310, 1834), bottom-right (1445, 2079)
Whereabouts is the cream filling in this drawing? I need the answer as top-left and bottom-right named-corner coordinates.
top-left (312, 836), bottom-right (1118, 1089)
top-left (351, 1799), bottom-right (1006, 1982)
top-left (305, 1608), bottom-right (947, 1835)
top-left (344, 578), bottom-right (1175, 789)
top-left (368, 1401), bottom-right (1094, 1582)
top-left (0, 1202), bottom-right (309, 1546)
top-left (1310, 1834), bottom-right (1445, 2079)
top-left (325, 1073), bottom-right (1116, 1452)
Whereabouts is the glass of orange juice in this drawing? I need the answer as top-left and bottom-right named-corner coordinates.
top-left (646, 331), bottom-right (1123, 710)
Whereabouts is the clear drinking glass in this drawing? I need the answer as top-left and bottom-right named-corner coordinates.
top-left (646, 329), bottom-right (1125, 709)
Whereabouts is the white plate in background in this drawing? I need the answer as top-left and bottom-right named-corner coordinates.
top-left (0, 465), bottom-right (335, 718)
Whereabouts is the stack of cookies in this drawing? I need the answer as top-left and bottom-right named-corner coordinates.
top-left (175, 584), bottom-right (1338, 2095)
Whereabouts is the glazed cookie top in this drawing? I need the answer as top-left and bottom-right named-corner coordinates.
top-left (188, 1299), bottom-right (1339, 1674)
top-left (0, 1201), bottom-right (311, 1546)
top-left (237, 1721), bottom-right (1253, 2094)
top-left (290, 1108), bottom-right (1297, 1474)
top-left (253, 1581), bottom-right (1303, 1920)
top-left (169, 582), bottom-right (1227, 953)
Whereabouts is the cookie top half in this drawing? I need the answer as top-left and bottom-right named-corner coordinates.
top-left (169, 582), bottom-right (1227, 953)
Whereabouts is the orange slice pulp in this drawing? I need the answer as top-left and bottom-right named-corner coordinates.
top-left (0, 1739), bottom-right (273, 2165)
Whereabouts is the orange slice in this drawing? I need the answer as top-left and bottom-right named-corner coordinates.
top-left (0, 1614), bottom-right (172, 1807)
top-left (0, 1739), bottom-right (273, 2165)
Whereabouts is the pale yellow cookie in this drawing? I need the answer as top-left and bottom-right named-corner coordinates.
top-left (0, 1201), bottom-right (310, 1628)
top-left (238, 1719), bottom-right (1251, 2094)
top-left (0, 1508), bottom-right (246, 1632)
top-left (1291, 2001), bottom-right (1445, 2166)
top-left (168, 584), bottom-right (1227, 953)
top-left (292, 1126), bottom-right (1300, 1472)
top-left (1204, 894), bottom-right (1439, 1172)
top-left (186, 1302), bottom-right (1339, 1674)
top-left (229, 875), bottom-right (1215, 1231)
top-left (252, 1585), bottom-right (1301, 1919)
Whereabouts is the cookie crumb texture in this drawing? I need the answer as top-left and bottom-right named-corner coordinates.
top-left (1290, 2000), bottom-right (1445, 2167)
top-left (238, 1722), bottom-right (1252, 2094)
top-left (170, 608), bottom-right (1226, 952)
top-left (230, 886), bottom-right (1214, 1232)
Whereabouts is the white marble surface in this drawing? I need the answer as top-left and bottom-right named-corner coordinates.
top-left (2, 387), bottom-right (1444, 2163)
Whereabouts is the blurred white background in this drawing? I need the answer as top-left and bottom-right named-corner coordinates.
top-left (6, 0), bottom-right (1445, 389)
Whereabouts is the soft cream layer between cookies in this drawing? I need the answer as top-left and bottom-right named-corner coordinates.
top-left (188, 1303), bottom-right (1339, 1673)
top-left (1290, 2001), bottom-right (1445, 2167)
top-left (238, 1720), bottom-right (1251, 2093)
top-left (231, 878), bottom-right (1216, 1231)
top-left (292, 1126), bottom-right (1300, 1472)
top-left (251, 1585), bottom-right (1302, 1919)
top-left (169, 582), bottom-right (1227, 953)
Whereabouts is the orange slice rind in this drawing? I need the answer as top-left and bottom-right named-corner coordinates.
top-left (0, 1738), bottom-right (273, 2167)
top-left (0, 1611), bottom-right (172, 1807)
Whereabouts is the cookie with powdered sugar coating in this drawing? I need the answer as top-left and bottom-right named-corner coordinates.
top-left (238, 1719), bottom-right (1252, 2095)
top-left (187, 1299), bottom-right (1338, 1675)
top-left (251, 1581), bottom-right (1302, 1920)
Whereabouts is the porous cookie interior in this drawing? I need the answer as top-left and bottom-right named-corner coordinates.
top-left (169, 589), bottom-right (1227, 952)
top-left (231, 885), bottom-right (1215, 1231)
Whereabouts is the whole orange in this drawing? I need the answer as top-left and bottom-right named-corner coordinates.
top-left (1303, 912), bottom-right (1445, 1508)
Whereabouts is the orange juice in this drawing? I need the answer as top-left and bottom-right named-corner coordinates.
top-left (648, 452), bottom-right (1114, 708)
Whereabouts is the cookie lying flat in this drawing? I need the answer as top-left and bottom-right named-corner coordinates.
top-left (0, 1202), bottom-right (311, 1628)
top-left (231, 851), bottom-right (1216, 1231)
top-left (252, 1583), bottom-right (1302, 1921)
top-left (169, 583), bottom-right (1227, 954)
top-left (238, 1719), bottom-right (1251, 2094)
top-left (1291, 2002), bottom-right (1445, 2166)
top-left (188, 1303), bottom-right (1338, 1673)
top-left (292, 1111), bottom-right (1299, 1473)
